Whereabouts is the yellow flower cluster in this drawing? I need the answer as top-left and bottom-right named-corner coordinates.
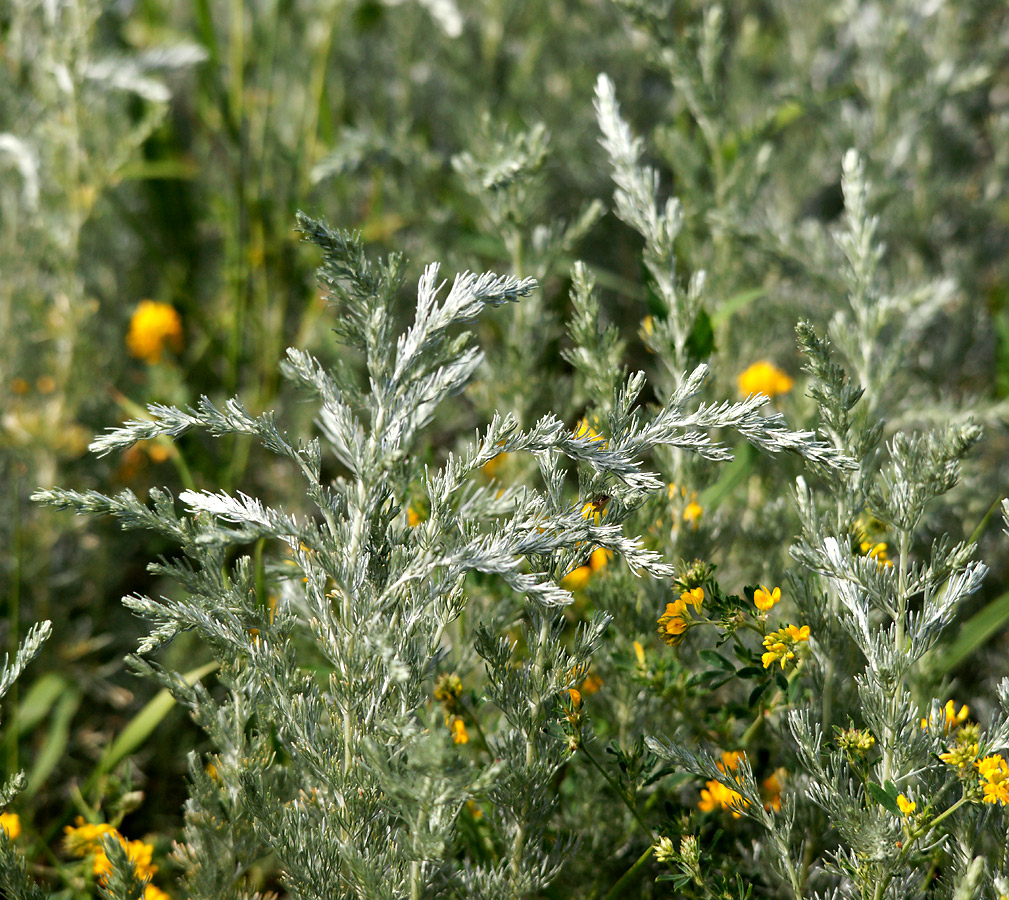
top-left (481, 447), bottom-right (509, 479)
top-left (698, 751), bottom-right (747, 817)
top-left (860, 540), bottom-right (893, 568)
top-left (761, 771), bottom-right (784, 812)
top-left (447, 716), bottom-right (469, 744)
top-left (434, 673), bottom-right (469, 744)
top-left (657, 587), bottom-right (704, 646)
top-left (976, 754), bottom-right (1009, 806)
top-left (574, 418), bottom-right (605, 444)
top-left (837, 727), bottom-right (876, 758)
top-left (667, 483), bottom-right (703, 530)
top-left (737, 361), bottom-right (794, 399)
top-left (939, 742), bottom-right (979, 770)
top-left (561, 546), bottom-right (613, 591)
top-left (921, 700), bottom-right (969, 732)
top-left (126, 301), bottom-right (183, 364)
top-left (64, 818), bottom-right (164, 895)
top-left (753, 584), bottom-right (782, 612)
top-left (761, 624), bottom-right (810, 669)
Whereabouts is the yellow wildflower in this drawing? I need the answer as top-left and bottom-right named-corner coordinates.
top-left (145, 886), bottom-right (171, 900)
top-left (481, 452), bottom-right (508, 479)
top-left (737, 360), bottom-right (794, 399)
top-left (633, 640), bottom-right (646, 667)
top-left (939, 742), bottom-right (978, 770)
top-left (561, 565), bottom-right (592, 591)
top-left (682, 500), bottom-right (703, 528)
top-left (126, 301), bottom-right (183, 364)
top-left (574, 418), bottom-right (605, 443)
top-left (698, 779), bottom-right (746, 817)
top-left (568, 688), bottom-right (582, 708)
top-left (580, 671), bottom-right (604, 695)
top-left (896, 793), bottom-right (916, 816)
top-left (588, 547), bottom-right (612, 572)
top-left (407, 506), bottom-right (422, 527)
top-left (761, 624), bottom-right (810, 669)
top-left (921, 700), bottom-right (969, 732)
top-left (753, 585), bottom-right (782, 612)
top-left (718, 750), bottom-right (745, 773)
top-left (92, 837), bottom-right (157, 880)
top-left (680, 587), bottom-right (704, 610)
top-left (658, 612), bottom-right (687, 644)
top-left (0, 813), bottom-right (20, 839)
top-left (976, 754), bottom-right (1009, 805)
top-left (762, 771), bottom-right (783, 812)
top-left (448, 715), bottom-right (469, 745)
top-left (860, 540), bottom-right (893, 568)
top-left (434, 673), bottom-right (463, 708)
top-left (652, 835), bottom-right (676, 863)
top-left (63, 818), bottom-right (117, 854)
top-left (581, 494), bottom-right (610, 525)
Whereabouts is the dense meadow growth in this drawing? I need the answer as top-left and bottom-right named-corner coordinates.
top-left (4, 0), bottom-right (1009, 898)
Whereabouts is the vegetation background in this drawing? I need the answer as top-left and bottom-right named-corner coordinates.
top-left (3, 0), bottom-right (1009, 897)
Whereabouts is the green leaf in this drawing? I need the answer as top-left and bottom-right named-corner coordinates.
top-left (25, 690), bottom-right (80, 797)
top-left (711, 287), bottom-right (767, 327)
top-left (699, 443), bottom-right (754, 510)
top-left (15, 672), bottom-right (67, 735)
top-left (748, 681), bottom-right (770, 707)
top-left (867, 782), bottom-right (901, 816)
top-left (698, 649), bottom-right (735, 671)
top-left (686, 307), bottom-right (715, 359)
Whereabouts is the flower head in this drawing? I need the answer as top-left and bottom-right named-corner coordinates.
top-left (581, 494), bottom-right (610, 525)
top-left (574, 418), bottom-right (605, 443)
top-left (737, 361), bottom-right (794, 399)
top-left (762, 771), bottom-right (783, 812)
top-left (447, 715), bottom-right (469, 745)
top-left (860, 540), bottom-right (893, 568)
top-left (0, 813), bottom-right (20, 839)
top-left (92, 837), bottom-right (157, 880)
top-left (561, 565), bottom-right (592, 591)
top-left (588, 547), bottom-right (612, 573)
top-left (126, 301), bottom-right (183, 363)
top-left (761, 624), bottom-right (810, 669)
top-left (939, 742), bottom-right (979, 770)
top-left (921, 700), bottom-right (969, 732)
top-left (65, 820), bottom-right (157, 882)
top-left (653, 835), bottom-right (676, 863)
top-left (753, 585), bottom-right (781, 612)
top-left (976, 754), bottom-right (1009, 805)
top-left (682, 500), bottom-right (703, 528)
top-left (434, 673), bottom-right (463, 708)
top-left (698, 779), bottom-right (746, 817)
top-left (896, 793), bottom-right (916, 816)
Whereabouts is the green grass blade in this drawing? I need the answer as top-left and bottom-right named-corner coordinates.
top-left (87, 661), bottom-right (219, 788)
top-left (935, 591), bottom-right (1009, 677)
top-left (25, 690), bottom-right (80, 797)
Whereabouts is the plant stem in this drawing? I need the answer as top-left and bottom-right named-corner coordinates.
top-left (580, 742), bottom-right (656, 844)
top-left (601, 847), bottom-right (653, 900)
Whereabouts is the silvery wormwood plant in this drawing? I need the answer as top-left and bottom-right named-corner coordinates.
top-left (32, 213), bottom-right (852, 900)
